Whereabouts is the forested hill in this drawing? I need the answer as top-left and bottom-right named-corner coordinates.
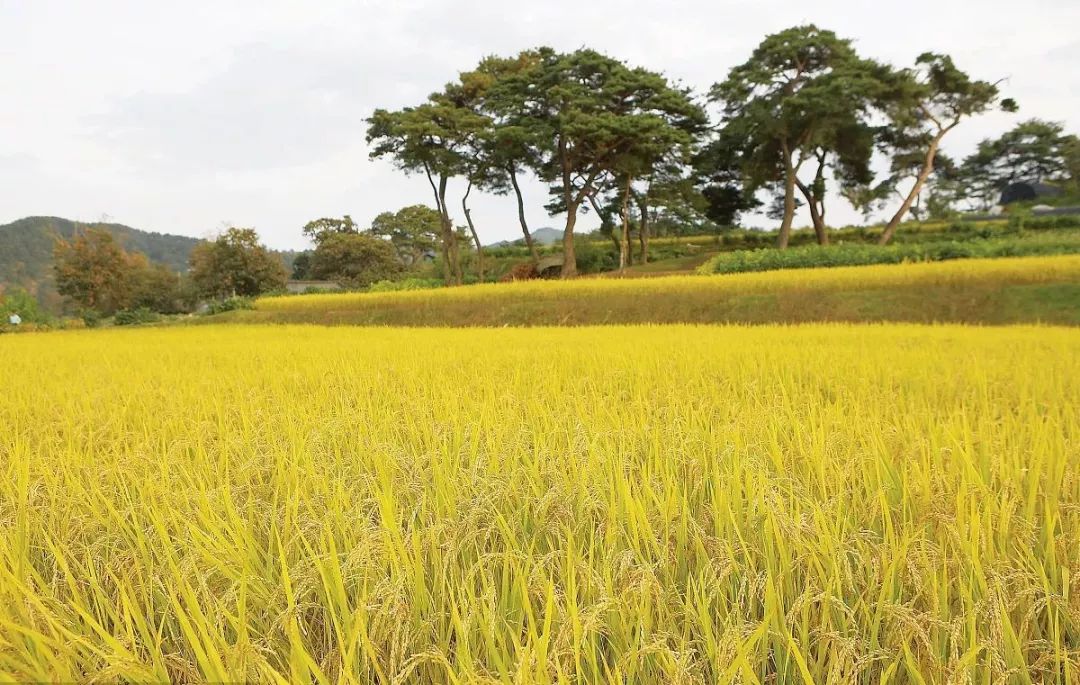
top-left (0, 216), bottom-right (201, 310)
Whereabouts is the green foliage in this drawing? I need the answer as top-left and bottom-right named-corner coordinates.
top-left (698, 233), bottom-right (1080, 274)
top-left (368, 205), bottom-right (441, 266)
top-left (367, 277), bottom-right (444, 292)
top-left (291, 252), bottom-right (312, 280)
top-left (709, 25), bottom-right (890, 243)
top-left (309, 232), bottom-right (404, 288)
top-left (301, 215), bottom-right (358, 243)
top-left (204, 297), bottom-right (254, 315)
top-left (0, 288), bottom-right (49, 324)
top-left (80, 310), bottom-right (103, 328)
top-left (130, 263), bottom-right (189, 314)
top-left (573, 242), bottom-right (618, 274)
top-left (482, 47), bottom-right (707, 275)
top-left (871, 53), bottom-right (1015, 242)
top-left (1007, 207), bottom-right (1031, 233)
top-left (113, 307), bottom-right (161, 326)
top-left (189, 227), bottom-right (288, 299)
top-left (367, 97), bottom-right (489, 285)
top-left (961, 119), bottom-right (1079, 207)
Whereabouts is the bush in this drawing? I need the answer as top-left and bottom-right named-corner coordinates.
top-left (81, 310), bottom-right (103, 328)
top-left (205, 297), bottom-right (255, 315)
top-left (114, 307), bottom-right (161, 326)
top-left (574, 242), bottom-right (618, 274)
top-left (0, 288), bottom-right (50, 325)
top-left (698, 233), bottom-right (1080, 275)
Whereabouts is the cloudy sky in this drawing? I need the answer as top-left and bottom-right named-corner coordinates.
top-left (1, 0), bottom-right (1078, 250)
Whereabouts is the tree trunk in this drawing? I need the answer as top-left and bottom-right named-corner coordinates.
top-left (437, 175), bottom-right (462, 286)
top-left (778, 140), bottom-right (796, 249)
top-left (559, 138), bottom-right (578, 278)
top-left (619, 176), bottom-right (632, 272)
top-left (795, 179), bottom-right (828, 246)
top-left (462, 181), bottom-right (484, 282)
top-left (425, 166), bottom-right (451, 284)
top-left (636, 194), bottom-right (649, 264)
top-left (561, 205), bottom-right (578, 278)
top-left (880, 130), bottom-right (947, 245)
top-left (509, 166), bottom-right (539, 266)
top-left (588, 195), bottom-right (619, 252)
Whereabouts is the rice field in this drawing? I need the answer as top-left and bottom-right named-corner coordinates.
top-left (1, 323), bottom-right (1078, 683)
top-left (237, 255), bottom-right (1080, 327)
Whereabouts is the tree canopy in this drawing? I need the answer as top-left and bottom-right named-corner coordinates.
top-left (188, 227), bottom-right (287, 299)
top-left (709, 25), bottom-right (890, 247)
top-left (961, 119), bottom-right (1079, 206)
top-left (309, 232), bottom-right (403, 288)
top-left (873, 52), bottom-right (1016, 243)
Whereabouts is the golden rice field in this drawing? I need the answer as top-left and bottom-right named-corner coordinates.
top-left (240, 255), bottom-right (1080, 327)
top-left (2, 323), bottom-right (1079, 683)
top-left (258, 255), bottom-right (1080, 313)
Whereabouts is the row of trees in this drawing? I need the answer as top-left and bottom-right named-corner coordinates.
top-left (51, 208), bottom-right (452, 319)
top-left (366, 26), bottom-right (1027, 280)
top-left (52, 227), bottom-right (288, 317)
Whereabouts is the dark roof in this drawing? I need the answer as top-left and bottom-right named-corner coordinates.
top-left (1000, 181), bottom-right (1065, 205)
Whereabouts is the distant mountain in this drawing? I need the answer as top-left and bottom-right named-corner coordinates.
top-left (487, 226), bottom-right (566, 248)
top-left (0, 216), bottom-right (299, 312)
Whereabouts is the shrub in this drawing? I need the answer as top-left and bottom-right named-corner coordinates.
top-left (114, 307), bottom-right (161, 326)
top-left (81, 310), bottom-right (103, 328)
top-left (0, 288), bottom-right (50, 325)
top-left (574, 242), bottom-right (618, 274)
top-left (205, 297), bottom-right (255, 315)
top-left (697, 233), bottom-right (1080, 275)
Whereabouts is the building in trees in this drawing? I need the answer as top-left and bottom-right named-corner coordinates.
top-left (999, 181), bottom-right (1065, 205)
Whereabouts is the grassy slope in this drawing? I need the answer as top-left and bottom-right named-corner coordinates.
top-left (213, 255), bottom-right (1080, 327)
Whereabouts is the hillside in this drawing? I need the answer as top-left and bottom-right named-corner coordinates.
top-left (0, 217), bottom-right (201, 310)
top-left (0, 217), bottom-right (300, 311)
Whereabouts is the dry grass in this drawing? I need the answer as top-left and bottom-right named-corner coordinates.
top-left (2, 323), bottom-right (1078, 682)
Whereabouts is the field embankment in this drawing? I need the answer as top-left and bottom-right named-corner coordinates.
top-left (220, 255), bottom-right (1080, 326)
top-left (696, 231), bottom-right (1080, 275)
top-left (1, 324), bottom-right (1076, 681)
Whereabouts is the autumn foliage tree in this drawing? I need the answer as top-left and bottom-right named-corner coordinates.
top-left (53, 228), bottom-right (145, 315)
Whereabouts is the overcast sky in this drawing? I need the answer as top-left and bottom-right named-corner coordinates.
top-left (1, 0), bottom-right (1078, 250)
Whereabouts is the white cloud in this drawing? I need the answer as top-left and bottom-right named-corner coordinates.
top-left (1, 0), bottom-right (1078, 250)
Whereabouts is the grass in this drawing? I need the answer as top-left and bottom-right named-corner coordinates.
top-left (224, 255), bottom-right (1080, 327)
top-left (697, 233), bottom-right (1080, 275)
top-left (2, 324), bottom-right (1079, 682)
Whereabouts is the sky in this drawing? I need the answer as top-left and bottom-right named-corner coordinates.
top-left (1, 0), bottom-right (1078, 251)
